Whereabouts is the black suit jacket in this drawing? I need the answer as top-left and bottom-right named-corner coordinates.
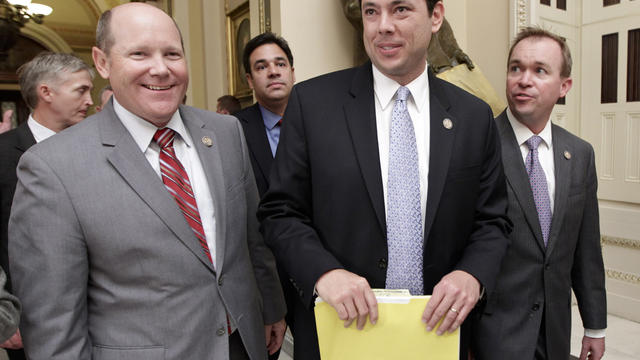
top-left (472, 111), bottom-right (606, 359)
top-left (258, 62), bottom-right (511, 359)
top-left (0, 122), bottom-right (34, 360)
top-left (0, 122), bottom-right (35, 291)
top-left (235, 103), bottom-right (274, 197)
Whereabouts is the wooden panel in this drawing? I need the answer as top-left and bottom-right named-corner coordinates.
top-left (557, 0), bottom-right (567, 11)
top-left (628, 28), bottom-right (640, 102)
top-left (601, 112), bottom-right (616, 180)
top-left (602, 33), bottom-right (619, 104)
top-left (603, 0), bottom-right (621, 6)
top-left (626, 113), bottom-right (640, 182)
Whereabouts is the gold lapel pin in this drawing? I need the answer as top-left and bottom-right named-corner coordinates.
top-left (564, 150), bottom-right (571, 160)
top-left (443, 118), bottom-right (453, 130)
top-left (202, 136), bottom-right (213, 147)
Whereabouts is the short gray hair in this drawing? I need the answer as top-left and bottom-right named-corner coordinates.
top-left (17, 52), bottom-right (94, 110)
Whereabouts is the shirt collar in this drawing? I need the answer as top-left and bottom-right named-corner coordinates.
top-left (258, 104), bottom-right (282, 130)
top-left (27, 113), bottom-right (56, 143)
top-left (113, 97), bottom-right (191, 152)
top-left (372, 62), bottom-right (430, 113)
top-left (506, 107), bottom-right (553, 150)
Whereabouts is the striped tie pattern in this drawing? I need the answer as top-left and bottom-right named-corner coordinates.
top-left (154, 128), bottom-right (212, 263)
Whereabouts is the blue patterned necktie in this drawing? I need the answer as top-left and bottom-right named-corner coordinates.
top-left (385, 86), bottom-right (423, 295)
top-left (525, 135), bottom-right (552, 246)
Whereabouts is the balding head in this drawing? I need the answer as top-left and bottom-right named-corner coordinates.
top-left (92, 2), bottom-right (189, 127)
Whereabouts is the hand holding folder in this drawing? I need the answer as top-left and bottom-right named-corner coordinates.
top-left (314, 290), bottom-right (460, 360)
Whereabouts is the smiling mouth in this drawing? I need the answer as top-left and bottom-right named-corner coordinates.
top-left (143, 85), bottom-right (172, 91)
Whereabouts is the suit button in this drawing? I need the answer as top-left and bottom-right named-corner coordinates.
top-left (217, 327), bottom-right (226, 336)
top-left (545, 264), bottom-right (550, 271)
top-left (532, 303), bottom-right (540, 311)
top-left (378, 258), bottom-right (387, 269)
top-left (218, 276), bottom-right (223, 286)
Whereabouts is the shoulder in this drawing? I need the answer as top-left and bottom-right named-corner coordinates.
top-left (552, 124), bottom-right (594, 155)
top-left (233, 103), bottom-right (261, 123)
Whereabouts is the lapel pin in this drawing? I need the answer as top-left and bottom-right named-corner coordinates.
top-left (564, 150), bottom-right (571, 160)
top-left (443, 118), bottom-right (453, 130)
top-left (202, 136), bottom-right (213, 147)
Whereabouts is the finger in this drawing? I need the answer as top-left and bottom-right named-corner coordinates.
top-left (353, 292), bottom-right (370, 330)
top-left (422, 289), bottom-right (445, 326)
top-left (579, 344), bottom-right (589, 360)
top-left (448, 303), bottom-right (470, 333)
top-left (334, 302), bottom-right (348, 321)
top-left (364, 288), bottom-right (378, 325)
top-left (343, 300), bottom-right (358, 328)
top-left (426, 293), bottom-right (455, 332)
top-left (436, 301), bottom-right (463, 335)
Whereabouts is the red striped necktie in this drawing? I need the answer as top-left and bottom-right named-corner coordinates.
top-left (153, 128), bottom-right (212, 263)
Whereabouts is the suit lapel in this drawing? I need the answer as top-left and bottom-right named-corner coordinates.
top-left (343, 63), bottom-right (386, 234)
top-left (423, 73), bottom-right (455, 242)
top-left (15, 122), bottom-right (36, 152)
top-left (181, 106), bottom-right (228, 273)
top-left (242, 103), bottom-right (274, 184)
top-left (546, 124), bottom-right (572, 255)
top-left (101, 104), bottom-right (215, 273)
top-left (496, 112), bottom-right (546, 251)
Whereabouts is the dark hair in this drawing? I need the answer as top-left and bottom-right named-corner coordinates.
top-left (508, 26), bottom-right (572, 78)
top-left (242, 32), bottom-right (294, 75)
top-left (217, 95), bottom-right (241, 114)
top-left (358, 0), bottom-right (439, 14)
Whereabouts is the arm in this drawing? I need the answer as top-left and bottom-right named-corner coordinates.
top-left (0, 267), bottom-right (20, 344)
top-left (8, 151), bottom-right (90, 359)
top-left (423, 106), bottom-right (511, 333)
top-left (234, 120), bottom-right (286, 330)
top-left (257, 87), bottom-right (377, 328)
top-left (573, 146), bottom-right (607, 359)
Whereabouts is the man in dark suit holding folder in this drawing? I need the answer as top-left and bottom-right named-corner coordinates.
top-left (258, 0), bottom-right (511, 358)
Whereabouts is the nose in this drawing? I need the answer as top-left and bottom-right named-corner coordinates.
top-left (267, 63), bottom-right (281, 78)
top-left (378, 11), bottom-right (394, 34)
top-left (518, 70), bottom-right (533, 87)
top-left (85, 92), bottom-right (93, 106)
top-left (149, 54), bottom-right (170, 77)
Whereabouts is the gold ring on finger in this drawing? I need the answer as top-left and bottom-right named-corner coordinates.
top-left (450, 307), bottom-right (458, 313)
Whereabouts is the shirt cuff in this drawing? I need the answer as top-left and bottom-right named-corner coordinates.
top-left (584, 328), bottom-right (606, 338)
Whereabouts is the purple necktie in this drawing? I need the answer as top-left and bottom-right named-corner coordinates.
top-left (525, 136), bottom-right (552, 246)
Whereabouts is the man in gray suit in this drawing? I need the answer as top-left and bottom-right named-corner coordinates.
top-left (472, 27), bottom-right (606, 360)
top-left (9, 3), bottom-right (286, 359)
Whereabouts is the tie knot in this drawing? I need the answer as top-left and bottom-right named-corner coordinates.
top-left (153, 128), bottom-right (175, 149)
top-left (526, 135), bottom-right (543, 150)
top-left (396, 86), bottom-right (410, 102)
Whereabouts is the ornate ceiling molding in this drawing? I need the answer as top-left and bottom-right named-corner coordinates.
top-left (21, 22), bottom-right (73, 53)
top-left (606, 268), bottom-right (640, 285)
top-left (602, 235), bottom-right (640, 250)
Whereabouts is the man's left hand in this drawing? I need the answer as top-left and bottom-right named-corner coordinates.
top-left (0, 329), bottom-right (23, 349)
top-left (579, 336), bottom-right (604, 360)
top-left (264, 318), bottom-right (287, 355)
top-left (421, 270), bottom-right (481, 335)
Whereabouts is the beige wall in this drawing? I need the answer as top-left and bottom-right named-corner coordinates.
top-left (273, 0), bottom-right (357, 82)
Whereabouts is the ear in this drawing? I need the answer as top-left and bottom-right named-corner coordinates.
top-left (430, 2), bottom-right (445, 33)
top-left (559, 77), bottom-right (573, 98)
top-left (246, 72), bottom-right (255, 90)
top-left (92, 46), bottom-right (111, 79)
top-left (291, 67), bottom-right (296, 83)
top-left (37, 84), bottom-right (54, 104)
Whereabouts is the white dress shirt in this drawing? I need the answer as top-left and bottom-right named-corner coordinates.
top-left (506, 109), bottom-right (605, 338)
top-left (506, 108), bottom-right (555, 212)
top-left (113, 98), bottom-right (218, 268)
top-left (373, 64), bottom-right (430, 228)
top-left (27, 114), bottom-right (56, 143)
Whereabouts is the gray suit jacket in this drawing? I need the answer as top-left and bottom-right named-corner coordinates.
top-left (8, 102), bottom-right (286, 360)
top-left (0, 266), bottom-right (20, 343)
top-left (472, 111), bottom-right (606, 359)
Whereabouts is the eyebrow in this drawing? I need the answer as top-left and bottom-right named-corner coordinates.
top-left (253, 56), bottom-right (288, 65)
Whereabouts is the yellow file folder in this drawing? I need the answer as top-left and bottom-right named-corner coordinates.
top-left (314, 290), bottom-right (459, 360)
